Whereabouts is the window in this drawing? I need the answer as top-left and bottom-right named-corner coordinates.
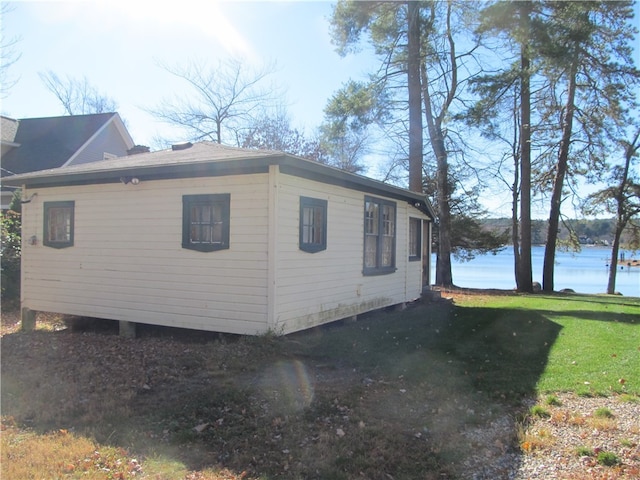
top-left (409, 217), bottom-right (421, 261)
top-left (43, 201), bottom-right (74, 248)
top-left (363, 196), bottom-right (396, 275)
top-left (182, 194), bottom-right (230, 252)
top-left (299, 196), bottom-right (327, 253)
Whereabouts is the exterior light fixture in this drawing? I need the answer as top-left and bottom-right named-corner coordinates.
top-left (120, 176), bottom-right (140, 185)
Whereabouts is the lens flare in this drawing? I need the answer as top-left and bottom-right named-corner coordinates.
top-left (259, 359), bottom-right (314, 414)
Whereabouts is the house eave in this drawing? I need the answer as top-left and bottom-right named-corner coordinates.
top-left (4, 152), bottom-right (436, 220)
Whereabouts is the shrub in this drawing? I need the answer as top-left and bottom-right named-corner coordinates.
top-left (1, 208), bottom-right (21, 303)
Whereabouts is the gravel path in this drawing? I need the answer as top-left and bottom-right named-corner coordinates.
top-left (512, 393), bottom-right (640, 480)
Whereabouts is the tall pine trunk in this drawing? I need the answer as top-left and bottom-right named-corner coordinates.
top-left (407, 1), bottom-right (423, 194)
top-left (543, 60), bottom-right (578, 292)
top-left (512, 99), bottom-right (521, 285)
top-left (516, 0), bottom-right (533, 292)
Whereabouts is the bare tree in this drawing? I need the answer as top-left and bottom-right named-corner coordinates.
top-left (1, 3), bottom-right (21, 99)
top-left (39, 71), bottom-right (118, 115)
top-left (147, 57), bottom-right (283, 145)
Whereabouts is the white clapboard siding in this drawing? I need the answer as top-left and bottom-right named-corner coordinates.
top-left (21, 174), bottom-right (271, 334)
top-left (272, 174), bottom-right (426, 334)
top-left (20, 164), bottom-right (430, 336)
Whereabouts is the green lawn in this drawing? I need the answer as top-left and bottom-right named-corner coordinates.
top-left (287, 292), bottom-right (640, 399)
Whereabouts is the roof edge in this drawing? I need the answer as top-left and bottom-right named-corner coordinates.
top-left (4, 148), bottom-right (436, 219)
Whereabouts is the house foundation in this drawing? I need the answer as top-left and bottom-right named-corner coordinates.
top-left (21, 307), bottom-right (36, 331)
top-left (119, 320), bottom-right (137, 338)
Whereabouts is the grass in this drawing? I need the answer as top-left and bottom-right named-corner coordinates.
top-left (574, 447), bottom-right (621, 466)
top-left (1, 290), bottom-right (639, 479)
top-left (0, 418), bottom-right (143, 480)
top-left (544, 394), bottom-right (562, 406)
top-left (576, 445), bottom-right (594, 457)
top-left (529, 405), bottom-right (551, 418)
top-left (597, 451), bottom-right (621, 466)
top-left (445, 293), bottom-right (640, 396)
top-left (594, 407), bottom-right (615, 419)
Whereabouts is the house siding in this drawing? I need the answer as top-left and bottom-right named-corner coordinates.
top-left (68, 121), bottom-right (131, 165)
top-left (20, 162), bottom-right (430, 336)
top-left (273, 173), bottom-right (427, 334)
top-left (20, 175), bottom-right (270, 334)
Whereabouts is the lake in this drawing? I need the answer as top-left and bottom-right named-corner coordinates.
top-left (432, 246), bottom-right (640, 297)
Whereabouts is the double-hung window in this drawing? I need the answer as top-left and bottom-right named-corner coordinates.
top-left (363, 196), bottom-right (396, 275)
top-left (409, 217), bottom-right (422, 261)
top-left (299, 196), bottom-right (327, 253)
top-left (43, 201), bottom-right (74, 248)
top-left (182, 194), bottom-right (230, 252)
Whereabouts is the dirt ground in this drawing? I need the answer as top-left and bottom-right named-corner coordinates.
top-left (1, 303), bottom-right (638, 479)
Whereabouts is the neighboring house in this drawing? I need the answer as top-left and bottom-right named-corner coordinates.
top-left (5, 142), bottom-right (435, 336)
top-left (1, 113), bottom-right (135, 209)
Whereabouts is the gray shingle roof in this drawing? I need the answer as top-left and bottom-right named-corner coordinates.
top-left (1, 112), bottom-right (119, 176)
top-left (4, 141), bottom-right (436, 219)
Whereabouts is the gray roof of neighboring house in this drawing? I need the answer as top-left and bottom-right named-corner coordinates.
top-left (0, 112), bottom-right (125, 176)
top-left (4, 141), bottom-right (436, 219)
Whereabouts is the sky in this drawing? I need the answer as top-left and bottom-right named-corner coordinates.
top-left (1, 1), bottom-right (374, 149)
top-left (2, 1), bottom-right (639, 219)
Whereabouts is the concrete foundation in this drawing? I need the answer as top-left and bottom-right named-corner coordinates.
top-left (119, 320), bottom-right (137, 338)
top-left (21, 307), bottom-right (36, 331)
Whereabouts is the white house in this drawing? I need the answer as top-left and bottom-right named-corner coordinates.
top-left (5, 142), bottom-right (435, 336)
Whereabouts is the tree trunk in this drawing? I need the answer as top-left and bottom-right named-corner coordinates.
top-left (422, 66), bottom-right (453, 286)
top-left (543, 60), bottom-right (578, 292)
top-left (421, 2), bottom-right (456, 287)
top-left (517, 0), bottom-right (533, 293)
top-left (216, 120), bottom-right (222, 144)
top-left (607, 221), bottom-right (624, 294)
top-left (607, 130), bottom-right (639, 294)
top-left (407, 1), bottom-right (424, 194)
top-left (510, 92), bottom-right (521, 286)
top-left (512, 141), bottom-right (521, 286)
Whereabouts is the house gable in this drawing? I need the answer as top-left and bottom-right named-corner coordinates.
top-left (1, 113), bottom-right (134, 175)
top-left (64, 115), bottom-right (134, 166)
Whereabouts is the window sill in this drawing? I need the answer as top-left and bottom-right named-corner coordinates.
top-left (43, 242), bottom-right (73, 249)
top-left (300, 244), bottom-right (326, 253)
top-left (182, 243), bottom-right (228, 252)
top-left (362, 267), bottom-right (397, 276)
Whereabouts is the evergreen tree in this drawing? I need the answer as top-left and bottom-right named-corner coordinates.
top-left (473, 0), bottom-right (537, 292)
top-left (536, 0), bottom-right (639, 291)
top-left (329, 0), bottom-right (502, 287)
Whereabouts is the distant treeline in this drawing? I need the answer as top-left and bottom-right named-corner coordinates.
top-left (481, 218), bottom-right (637, 248)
